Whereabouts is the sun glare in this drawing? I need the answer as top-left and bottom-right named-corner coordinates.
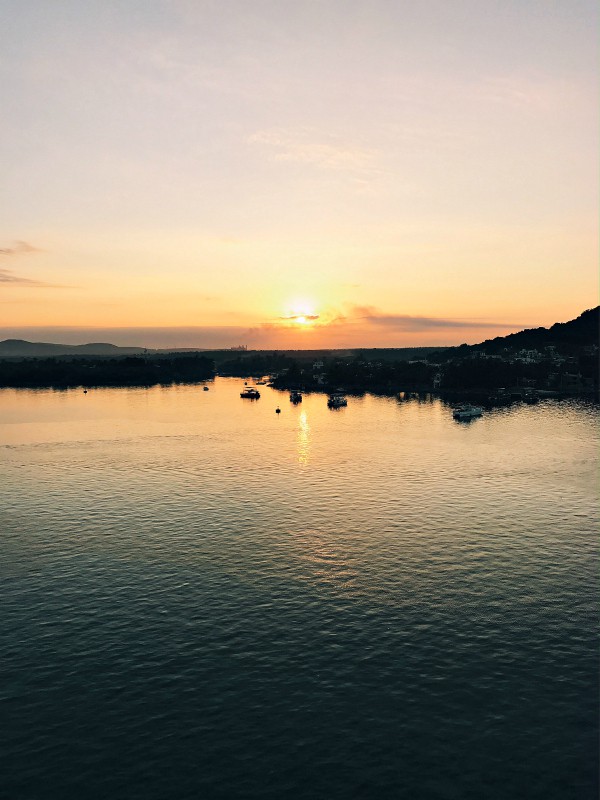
top-left (283, 299), bottom-right (319, 328)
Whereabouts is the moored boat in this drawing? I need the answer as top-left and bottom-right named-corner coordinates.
top-left (289, 390), bottom-right (302, 403)
top-left (327, 392), bottom-right (348, 408)
top-left (240, 387), bottom-right (260, 399)
top-left (453, 404), bottom-right (483, 420)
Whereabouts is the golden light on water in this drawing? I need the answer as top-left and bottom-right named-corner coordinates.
top-left (297, 409), bottom-right (310, 466)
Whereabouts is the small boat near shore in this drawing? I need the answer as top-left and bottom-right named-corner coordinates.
top-left (289, 390), bottom-right (302, 403)
top-left (240, 387), bottom-right (260, 399)
top-left (327, 392), bottom-right (348, 409)
top-left (453, 404), bottom-right (483, 420)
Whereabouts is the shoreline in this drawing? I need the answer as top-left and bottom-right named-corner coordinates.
top-left (0, 375), bottom-right (596, 405)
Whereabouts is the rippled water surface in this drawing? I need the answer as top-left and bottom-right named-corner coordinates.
top-left (2, 380), bottom-right (598, 799)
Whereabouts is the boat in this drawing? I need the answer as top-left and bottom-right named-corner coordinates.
top-left (452, 404), bottom-right (483, 420)
top-left (256, 380), bottom-right (267, 385)
top-left (327, 392), bottom-right (348, 408)
top-left (203, 386), bottom-right (209, 391)
top-left (240, 387), bottom-right (260, 399)
top-left (289, 390), bottom-right (303, 403)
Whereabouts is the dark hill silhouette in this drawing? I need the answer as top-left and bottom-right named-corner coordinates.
top-left (433, 307), bottom-right (599, 359)
top-left (0, 339), bottom-right (144, 357)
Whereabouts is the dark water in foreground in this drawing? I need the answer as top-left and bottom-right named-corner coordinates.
top-left (1, 381), bottom-right (597, 799)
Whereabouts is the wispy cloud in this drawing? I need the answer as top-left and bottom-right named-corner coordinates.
top-left (0, 268), bottom-right (46, 286)
top-left (480, 74), bottom-right (577, 112)
top-left (0, 268), bottom-right (67, 288)
top-left (0, 241), bottom-right (42, 257)
top-left (331, 306), bottom-right (519, 333)
top-left (349, 306), bottom-right (516, 331)
top-left (0, 241), bottom-right (68, 288)
top-left (249, 128), bottom-right (379, 174)
top-left (279, 314), bottom-right (320, 323)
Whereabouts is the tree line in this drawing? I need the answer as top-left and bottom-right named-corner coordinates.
top-left (0, 354), bottom-right (215, 388)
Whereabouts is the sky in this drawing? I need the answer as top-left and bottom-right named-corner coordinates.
top-left (1, 0), bottom-right (597, 348)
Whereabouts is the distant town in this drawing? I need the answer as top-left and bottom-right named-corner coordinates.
top-left (0, 307), bottom-right (597, 402)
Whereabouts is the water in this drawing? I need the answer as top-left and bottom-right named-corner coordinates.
top-left (1, 380), bottom-right (597, 799)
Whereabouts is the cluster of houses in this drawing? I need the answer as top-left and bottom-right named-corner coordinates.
top-left (268, 339), bottom-right (598, 397)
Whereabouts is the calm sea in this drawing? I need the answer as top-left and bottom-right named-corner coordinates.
top-left (1, 379), bottom-right (597, 800)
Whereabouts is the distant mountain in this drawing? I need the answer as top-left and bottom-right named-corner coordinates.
top-left (0, 339), bottom-right (145, 357)
top-left (434, 307), bottom-right (599, 359)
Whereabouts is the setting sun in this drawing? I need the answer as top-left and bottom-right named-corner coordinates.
top-left (280, 299), bottom-right (320, 329)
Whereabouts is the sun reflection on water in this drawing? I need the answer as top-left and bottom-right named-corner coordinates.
top-left (297, 409), bottom-right (310, 466)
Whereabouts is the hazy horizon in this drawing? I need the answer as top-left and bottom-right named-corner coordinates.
top-left (0, 313), bottom-right (578, 350)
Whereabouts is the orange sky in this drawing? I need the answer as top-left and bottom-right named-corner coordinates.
top-left (1, 2), bottom-right (597, 348)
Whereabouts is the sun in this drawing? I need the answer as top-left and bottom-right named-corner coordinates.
top-left (282, 299), bottom-right (320, 328)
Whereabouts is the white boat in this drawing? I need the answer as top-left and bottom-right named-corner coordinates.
top-left (327, 392), bottom-right (347, 408)
top-left (240, 387), bottom-right (260, 399)
top-left (453, 404), bottom-right (483, 420)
